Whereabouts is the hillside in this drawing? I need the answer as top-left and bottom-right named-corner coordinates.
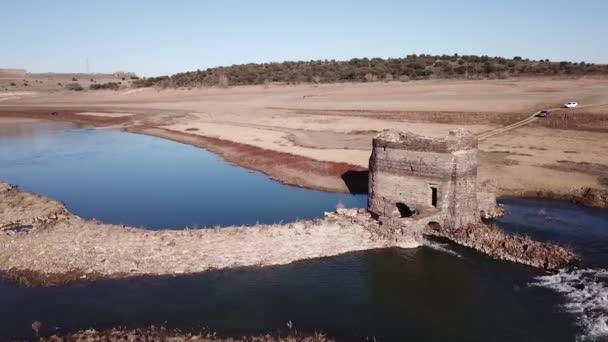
top-left (134, 54), bottom-right (608, 88)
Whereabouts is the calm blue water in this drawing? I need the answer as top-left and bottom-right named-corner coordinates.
top-left (2, 120), bottom-right (608, 341)
top-left (0, 120), bottom-right (365, 229)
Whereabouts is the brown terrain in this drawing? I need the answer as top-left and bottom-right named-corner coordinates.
top-left (1, 77), bottom-right (608, 203)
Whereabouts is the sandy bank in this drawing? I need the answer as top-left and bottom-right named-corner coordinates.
top-left (131, 127), bottom-right (365, 193)
top-left (0, 183), bottom-right (419, 287)
top-left (1, 78), bottom-right (607, 204)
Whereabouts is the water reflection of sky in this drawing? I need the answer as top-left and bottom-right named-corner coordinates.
top-left (0, 120), bottom-right (366, 229)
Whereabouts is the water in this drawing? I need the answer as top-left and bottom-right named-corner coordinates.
top-left (0, 120), bottom-right (365, 229)
top-left (2, 120), bottom-right (608, 341)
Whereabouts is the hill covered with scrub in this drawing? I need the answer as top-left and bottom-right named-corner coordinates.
top-left (133, 54), bottom-right (608, 88)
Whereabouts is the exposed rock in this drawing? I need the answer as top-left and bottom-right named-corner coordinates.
top-left (40, 326), bottom-right (333, 342)
top-left (477, 192), bottom-right (505, 219)
top-left (579, 187), bottom-right (608, 208)
top-left (368, 130), bottom-right (573, 270)
top-left (0, 182), bottom-right (420, 287)
top-left (426, 222), bottom-right (577, 269)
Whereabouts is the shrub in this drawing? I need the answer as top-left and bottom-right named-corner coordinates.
top-left (65, 83), bottom-right (84, 91)
top-left (9, 82), bottom-right (16, 86)
top-left (72, 77), bottom-right (78, 81)
top-left (127, 54), bottom-right (608, 88)
top-left (90, 82), bottom-right (120, 90)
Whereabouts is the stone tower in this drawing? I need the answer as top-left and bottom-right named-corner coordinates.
top-left (368, 129), bottom-right (480, 230)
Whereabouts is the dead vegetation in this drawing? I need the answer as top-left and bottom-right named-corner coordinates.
top-left (0, 182), bottom-right (419, 287)
top-left (131, 127), bottom-right (366, 193)
top-left (533, 111), bottom-right (608, 133)
top-left (542, 160), bottom-right (608, 186)
top-left (273, 107), bottom-right (529, 126)
top-left (40, 326), bottom-right (333, 342)
top-left (479, 151), bottom-right (520, 166)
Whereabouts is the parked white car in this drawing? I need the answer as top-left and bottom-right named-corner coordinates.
top-left (564, 101), bottom-right (579, 108)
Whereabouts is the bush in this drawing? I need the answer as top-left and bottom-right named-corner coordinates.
top-left (72, 77), bottom-right (78, 81)
top-left (90, 82), bottom-right (120, 90)
top-left (129, 54), bottom-right (608, 88)
top-left (65, 83), bottom-right (84, 91)
top-left (9, 82), bottom-right (16, 86)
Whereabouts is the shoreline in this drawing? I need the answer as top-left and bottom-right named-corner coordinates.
top-left (1, 109), bottom-right (607, 206)
top-left (0, 181), bottom-right (577, 287)
top-left (0, 182), bottom-right (420, 287)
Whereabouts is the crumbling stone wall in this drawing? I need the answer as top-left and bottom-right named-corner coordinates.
top-left (368, 129), bottom-right (480, 230)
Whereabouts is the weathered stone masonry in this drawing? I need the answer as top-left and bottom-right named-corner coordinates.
top-left (367, 129), bottom-right (576, 269)
top-left (368, 129), bottom-right (480, 231)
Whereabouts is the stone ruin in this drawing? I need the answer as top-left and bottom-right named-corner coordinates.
top-left (368, 129), bottom-right (493, 234)
top-left (365, 129), bottom-right (576, 269)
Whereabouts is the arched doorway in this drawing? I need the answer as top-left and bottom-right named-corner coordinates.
top-left (395, 202), bottom-right (415, 217)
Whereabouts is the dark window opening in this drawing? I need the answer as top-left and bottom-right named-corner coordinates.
top-left (383, 146), bottom-right (386, 151)
top-left (396, 202), bottom-right (414, 217)
top-left (431, 187), bottom-right (438, 207)
top-left (428, 221), bottom-right (441, 231)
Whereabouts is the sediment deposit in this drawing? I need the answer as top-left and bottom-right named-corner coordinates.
top-left (0, 183), bottom-right (419, 286)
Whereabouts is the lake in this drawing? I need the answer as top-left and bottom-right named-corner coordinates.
top-left (1, 119), bottom-right (607, 341)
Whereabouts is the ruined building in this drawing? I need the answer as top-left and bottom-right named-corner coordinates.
top-left (368, 129), bottom-right (480, 231)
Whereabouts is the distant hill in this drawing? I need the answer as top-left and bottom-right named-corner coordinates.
top-left (133, 54), bottom-right (608, 88)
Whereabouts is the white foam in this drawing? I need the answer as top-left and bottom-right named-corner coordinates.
top-left (532, 269), bottom-right (608, 341)
top-left (422, 239), bottom-right (464, 258)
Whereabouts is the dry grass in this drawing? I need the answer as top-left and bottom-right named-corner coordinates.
top-left (274, 107), bottom-right (529, 126)
top-left (542, 160), bottom-right (608, 186)
top-left (40, 326), bottom-right (333, 342)
top-left (534, 111), bottom-right (608, 133)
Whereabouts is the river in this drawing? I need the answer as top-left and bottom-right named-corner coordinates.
top-left (1, 119), bottom-right (607, 341)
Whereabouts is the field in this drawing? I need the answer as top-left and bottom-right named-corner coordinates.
top-left (1, 77), bottom-right (608, 198)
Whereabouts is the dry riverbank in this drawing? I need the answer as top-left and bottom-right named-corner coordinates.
top-left (0, 182), bottom-right (578, 287)
top-left (0, 183), bottom-right (420, 287)
top-left (2, 79), bottom-right (608, 204)
top-left (39, 326), bottom-right (332, 342)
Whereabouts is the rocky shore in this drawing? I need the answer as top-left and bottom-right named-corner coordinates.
top-left (0, 183), bottom-right (420, 287)
top-left (0, 181), bottom-right (579, 287)
top-left (39, 326), bottom-right (332, 342)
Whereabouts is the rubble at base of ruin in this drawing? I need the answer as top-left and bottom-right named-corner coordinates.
top-left (367, 129), bottom-right (575, 269)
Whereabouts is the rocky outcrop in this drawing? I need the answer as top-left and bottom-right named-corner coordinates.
top-left (40, 326), bottom-right (333, 342)
top-left (477, 192), bottom-right (505, 219)
top-left (0, 183), bottom-right (69, 234)
top-left (0, 183), bottom-right (421, 287)
top-left (579, 187), bottom-right (608, 208)
top-left (426, 222), bottom-right (577, 269)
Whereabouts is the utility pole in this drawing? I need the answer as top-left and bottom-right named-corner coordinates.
top-left (86, 57), bottom-right (90, 74)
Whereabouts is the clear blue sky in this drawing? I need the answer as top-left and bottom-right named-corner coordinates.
top-left (1, 0), bottom-right (606, 76)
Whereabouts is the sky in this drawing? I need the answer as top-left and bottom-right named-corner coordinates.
top-left (1, 0), bottom-right (607, 77)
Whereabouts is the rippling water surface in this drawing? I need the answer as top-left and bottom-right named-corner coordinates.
top-left (1, 120), bottom-right (608, 341)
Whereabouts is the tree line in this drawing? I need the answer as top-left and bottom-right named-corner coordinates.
top-left (132, 54), bottom-right (608, 88)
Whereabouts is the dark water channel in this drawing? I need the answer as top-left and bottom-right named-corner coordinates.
top-left (1, 120), bottom-right (608, 341)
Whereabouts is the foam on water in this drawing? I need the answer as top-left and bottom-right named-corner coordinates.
top-left (422, 239), bottom-right (464, 258)
top-left (532, 269), bottom-right (608, 341)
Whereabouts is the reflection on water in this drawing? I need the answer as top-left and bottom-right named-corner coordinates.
top-left (0, 247), bottom-right (578, 341)
top-left (0, 120), bottom-right (365, 229)
top-left (2, 120), bottom-right (608, 341)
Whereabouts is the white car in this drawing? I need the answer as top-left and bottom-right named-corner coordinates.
top-left (564, 101), bottom-right (578, 108)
